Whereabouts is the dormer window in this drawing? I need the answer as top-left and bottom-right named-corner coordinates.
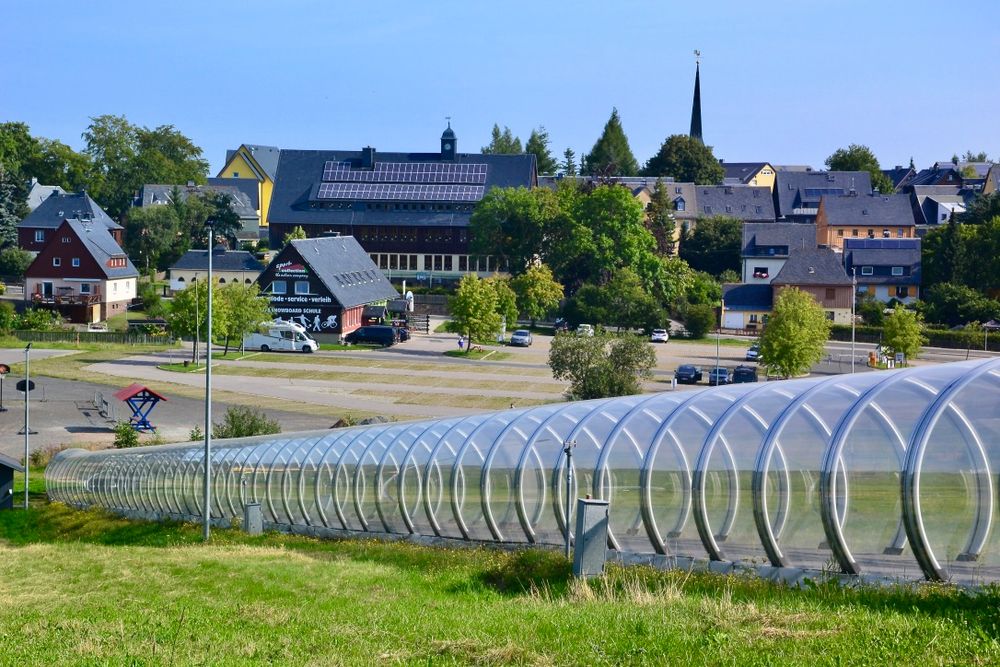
top-left (891, 266), bottom-right (904, 276)
top-left (675, 197), bottom-right (686, 212)
top-left (861, 266), bottom-right (874, 276)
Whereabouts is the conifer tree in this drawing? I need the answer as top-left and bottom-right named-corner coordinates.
top-left (560, 148), bottom-right (577, 176)
top-left (481, 124), bottom-right (522, 154)
top-left (525, 127), bottom-right (557, 175)
top-left (582, 108), bottom-right (639, 177)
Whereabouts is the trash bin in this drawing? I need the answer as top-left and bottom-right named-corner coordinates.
top-left (573, 498), bottom-right (609, 578)
top-left (243, 502), bottom-right (263, 535)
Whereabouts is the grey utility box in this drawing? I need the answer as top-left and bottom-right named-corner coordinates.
top-left (572, 498), bottom-right (610, 578)
top-left (243, 502), bottom-right (263, 535)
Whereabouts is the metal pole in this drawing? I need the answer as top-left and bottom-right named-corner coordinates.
top-left (851, 268), bottom-right (856, 373)
top-left (23, 342), bottom-right (31, 509)
top-left (203, 226), bottom-right (214, 541)
top-left (563, 439), bottom-right (575, 559)
top-left (194, 272), bottom-right (199, 366)
top-left (716, 299), bottom-right (723, 372)
top-left (985, 326), bottom-right (989, 352)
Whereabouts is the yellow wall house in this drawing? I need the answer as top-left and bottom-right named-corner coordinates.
top-left (719, 162), bottom-right (777, 191)
top-left (215, 144), bottom-right (280, 231)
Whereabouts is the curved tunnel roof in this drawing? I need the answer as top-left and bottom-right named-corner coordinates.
top-left (46, 358), bottom-right (1000, 583)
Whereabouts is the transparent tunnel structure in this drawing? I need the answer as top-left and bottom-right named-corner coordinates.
top-left (47, 358), bottom-right (1000, 584)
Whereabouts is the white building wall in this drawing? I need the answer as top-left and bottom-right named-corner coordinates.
top-left (742, 257), bottom-right (787, 284)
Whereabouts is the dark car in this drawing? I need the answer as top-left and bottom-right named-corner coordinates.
top-left (707, 367), bottom-right (731, 386)
top-left (344, 325), bottom-right (397, 347)
top-left (732, 365), bottom-right (758, 383)
top-left (675, 364), bottom-right (703, 384)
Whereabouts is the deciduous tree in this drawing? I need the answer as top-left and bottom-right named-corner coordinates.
top-left (759, 288), bottom-right (831, 378)
top-left (218, 283), bottom-right (272, 354)
top-left (582, 108), bottom-right (639, 177)
top-left (448, 274), bottom-right (501, 350)
top-left (510, 263), bottom-right (564, 325)
top-left (646, 178), bottom-right (677, 255)
top-left (642, 134), bottom-right (724, 185)
top-left (881, 307), bottom-right (927, 363)
top-left (548, 331), bottom-right (655, 399)
top-left (679, 216), bottom-right (742, 276)
top-left (168, 280), bottom-right (231, 362)
top-left (824, 143), bottom-right (895, 194)
top-left (486, 275), bottom-right (519, 333)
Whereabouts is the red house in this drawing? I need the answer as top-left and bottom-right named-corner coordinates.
top-left (16, 191), bottom-right (122, 254)
top-left (24, 219), bottom-right (138, 323)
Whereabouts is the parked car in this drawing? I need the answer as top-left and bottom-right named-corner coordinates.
top-left (674, 364), bottom-right (703, 384)
top-left (509, 329), bottom-right (533, 347)
top-left (707, 367), bottom-right (731, 386)
top-left (732, 365), bottom-right (758, 383)
top-left (650, 328), bottom-right (669, 343)
top-left (553, 318), bottom-right (569, 332)
top-left (745, 344), bottom-right (761, 362)
top-left (576, 324), bottom-right (595, 337)
top-left (343, 325), bottom-right (397, 347)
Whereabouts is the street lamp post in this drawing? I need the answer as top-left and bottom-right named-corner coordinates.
top-left (716, 298), bottom-right (724, 373)
top-left (851, 268), bottom-right (857, 373)
top-left (563, 439), bottom-right (576, 559)
top-left (23, 342), bottom-right (31, 509)
top-left (203, 223), bottom-right (215, 541)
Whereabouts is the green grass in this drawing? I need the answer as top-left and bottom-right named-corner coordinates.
top-left (156, 350), bottom-right (258, 372)
top-left (444, 348), bottom-right (512, 361)
top-left (2, 492), bottom-right (1000, 665)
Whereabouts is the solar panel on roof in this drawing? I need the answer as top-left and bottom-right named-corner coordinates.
top-left (321, 161), bottom-right (487, 184)
top-left (316, 183), bottom-right (485, 202)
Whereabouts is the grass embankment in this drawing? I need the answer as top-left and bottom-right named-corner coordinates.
top-left (2, 476), bottom-right (1000, 664)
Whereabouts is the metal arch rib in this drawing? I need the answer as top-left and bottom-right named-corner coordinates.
top-left (903, 359), bottom-right (1000, 581)
top-left (316, 428), bottom-right (369, 529)
top-left (336, 428), bottom-right (382, 530)
top-left (421, 415), bottom-right (487, 537)
top-left (592, 393), bottom-right (685, 551)
top-left (449, 413), bottom-right (516, 541)
top-left (352, 425), bottom-right (403, 532)
top-left (513, 401), bottom-right (611, 544)
top-left (752, 375), bottom-right (859, 567)
top-left (395, 420), bottom-right (450, 534)
top-left (480, 407), bottom-right (555, 543)
top-left (639, 389), bottom-right (719, 555)
top-left (820, 366), bottom-right (927, 575)
top-left (693, 383), bottom-right (777, 561)
top-left (372, 425), bottom-right (413, 533)
top-left (376, 422), bottom-right (433, 534)
top-left (296, 434), bottom-right (335, 526)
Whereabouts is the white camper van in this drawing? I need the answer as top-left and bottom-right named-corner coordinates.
top-left (242, 319), bottom-right (319, 353)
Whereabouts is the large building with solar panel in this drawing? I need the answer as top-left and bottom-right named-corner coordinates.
top-left (266, 125), bottom-right (536, 282)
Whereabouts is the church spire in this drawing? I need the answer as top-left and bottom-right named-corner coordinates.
top-left (689, 50), bottom-right (703, 144)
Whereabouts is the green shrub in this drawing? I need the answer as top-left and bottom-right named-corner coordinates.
top-left (212, 406), bottom-right (281, 439)
top-left (683, 303), bottom-right (716, 339)
top-left (16, 307), bottom-right (62, 331)
top-left (113, 421), bottom-right (140, 448)
top-left (0, 301), bottom-right (16, 334)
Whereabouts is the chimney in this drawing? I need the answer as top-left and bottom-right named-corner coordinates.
top-left (362, 146), bottom-right (376, 169)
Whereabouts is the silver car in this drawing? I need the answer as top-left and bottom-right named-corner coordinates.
top-left (509, 329), bottom-right (533, 347)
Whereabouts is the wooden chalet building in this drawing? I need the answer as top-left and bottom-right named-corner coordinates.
top-left (255, 236), bottom-right (399, 341)
top-left (16, 191), bottom-right (122, 254)
top-left (265, 125), bottom-right (536, 282)
top-left (24, 218), bottom-right (138, 323)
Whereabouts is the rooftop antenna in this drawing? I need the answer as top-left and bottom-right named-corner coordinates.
top-left (445, 115), bottom-right (451, 129)
top-left (694, 49), bottom-right (701, 65)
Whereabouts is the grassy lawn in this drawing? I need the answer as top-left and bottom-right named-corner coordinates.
top-left (2, 480), bottom-right (999, 665)
top-left (352, 389), bottom-right (556, 411)
top-left (253, 353), bottom-right (553, 376)
top-left (156, 350), bottom-right (260, 373)
top-left (444, 348), bottom-right (513, 361)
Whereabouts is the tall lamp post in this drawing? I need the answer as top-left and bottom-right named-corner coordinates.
top-left (563, 439), bottom-right (576, 559)
top-left (203, 223), bottom-right (215, 541)
top-left (716, 298), bottom-right (724, 373)
top-left (23, 343), bottom-right (31, 509)
top-left (851, 268), bottom-right (857, 373)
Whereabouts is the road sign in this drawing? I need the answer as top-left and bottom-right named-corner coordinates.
top-left (16, 379), bottom-right (35, 392)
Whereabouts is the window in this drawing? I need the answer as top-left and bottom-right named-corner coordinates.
top-left (62, 236), bottom-right (72, 243)
top-left (80, 283), bottom-right (91, 294)
top-left (897, 228), bottom-right (904, 237)
top-left (72, 258), bottom-right (80, 267)
top-left (52, 257), bottom-right (61, 267)
top-left (861, 266), bottom-right (873, 276)
top-left (752, 266), bottom-right (769, 279)
top-left (825, 288), bottom-right (836, 300)
top-left (826, 311), bottom-right (835, 321)
top-left (271, 281), bottom-right (287, 294)
top-left (891, 266), bottom-right (904, 276)
top-left (749, 314), bottom-right (759, 323)
top-left (837, 229), bottom-right (844, 237)
top-left (444, 256), bottom-right (453, 271)
top-left (233, 171), bottom-right (239, 178)
top-left (867, 229), bottom-right (875, 238)
top-left (459, 256), bottom-right (468, 271)
top-left (34, 230), bottom-right (44, 243)
top-left (675, 197), bottom-right (686, 211)
top-left (896, 285), bottom-right (910, 299)
top-left (294, 280), bottom-right (310, 294)
top-left (882, 229), bottom-right (890, 238)
top-left (851, 229), bottom-right (859, 237)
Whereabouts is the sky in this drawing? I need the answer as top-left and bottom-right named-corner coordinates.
top-left (3, 1), bottom-right (999, 176)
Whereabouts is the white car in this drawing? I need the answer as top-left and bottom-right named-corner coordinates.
top-left (650, 329), bottom-right (669, 343)
top-left (576, 324), bottom-right (595, 337)
top-left (509, 329), bottom-right (533, 347)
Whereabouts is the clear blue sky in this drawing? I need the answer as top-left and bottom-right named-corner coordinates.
top-left (3, 1), bottom-right (998, 175)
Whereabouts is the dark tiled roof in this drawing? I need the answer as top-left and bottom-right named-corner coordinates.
top-left (18, 191), bottom-right (122, 230)
top-left (844, 239), bottom-right (921, 285)
top-left (722, 283), bottom-right (773, 310)
top-left (720, 162), bottom-right (771, 184)
top-left (225, 144), bottom-right (281, 180)
top-left (820, 193), bottom-right (916, 228)
top-left (66, 219), bottom-right (138, 279)
top-left (881, 167), bottom-right (915, 190)
top-left (987, 165), bottom-right (1000, 192)
top-left (772, 247), bottom-right (851, 286)
top-left (286, 236), bottom-right (398, 308)
top-left (933, 161), bottom-right (992, 178)
top-left (774, 171), bottom-right (872, 218)
top-left (537, 176), bottom-right (699, 219)
top-left (697, 185), bottom-right (775, 221)
top-left (270, 149), bottom-right (535, 228)
top-left (170, 248), bottom-right (265, 272)
top-left (742, 222), bottom-right (815, 256)
top-left (909, 167), bottom-right (963, 187)
top-left (135, 184), bottom-right (257, 220)
top-left (208, 177), bottom-right (260, 209)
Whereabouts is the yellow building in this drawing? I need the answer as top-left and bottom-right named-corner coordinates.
top-left (719, 162), bottom-right (777, 191)
top-left (215, 144), bottom-right (280, 232)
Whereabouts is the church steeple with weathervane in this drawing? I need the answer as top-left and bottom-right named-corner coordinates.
top-left (690, 50), bottom-right (703, 144)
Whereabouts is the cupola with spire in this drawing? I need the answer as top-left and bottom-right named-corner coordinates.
top-left (441, 120), bottom-right (457, 161)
